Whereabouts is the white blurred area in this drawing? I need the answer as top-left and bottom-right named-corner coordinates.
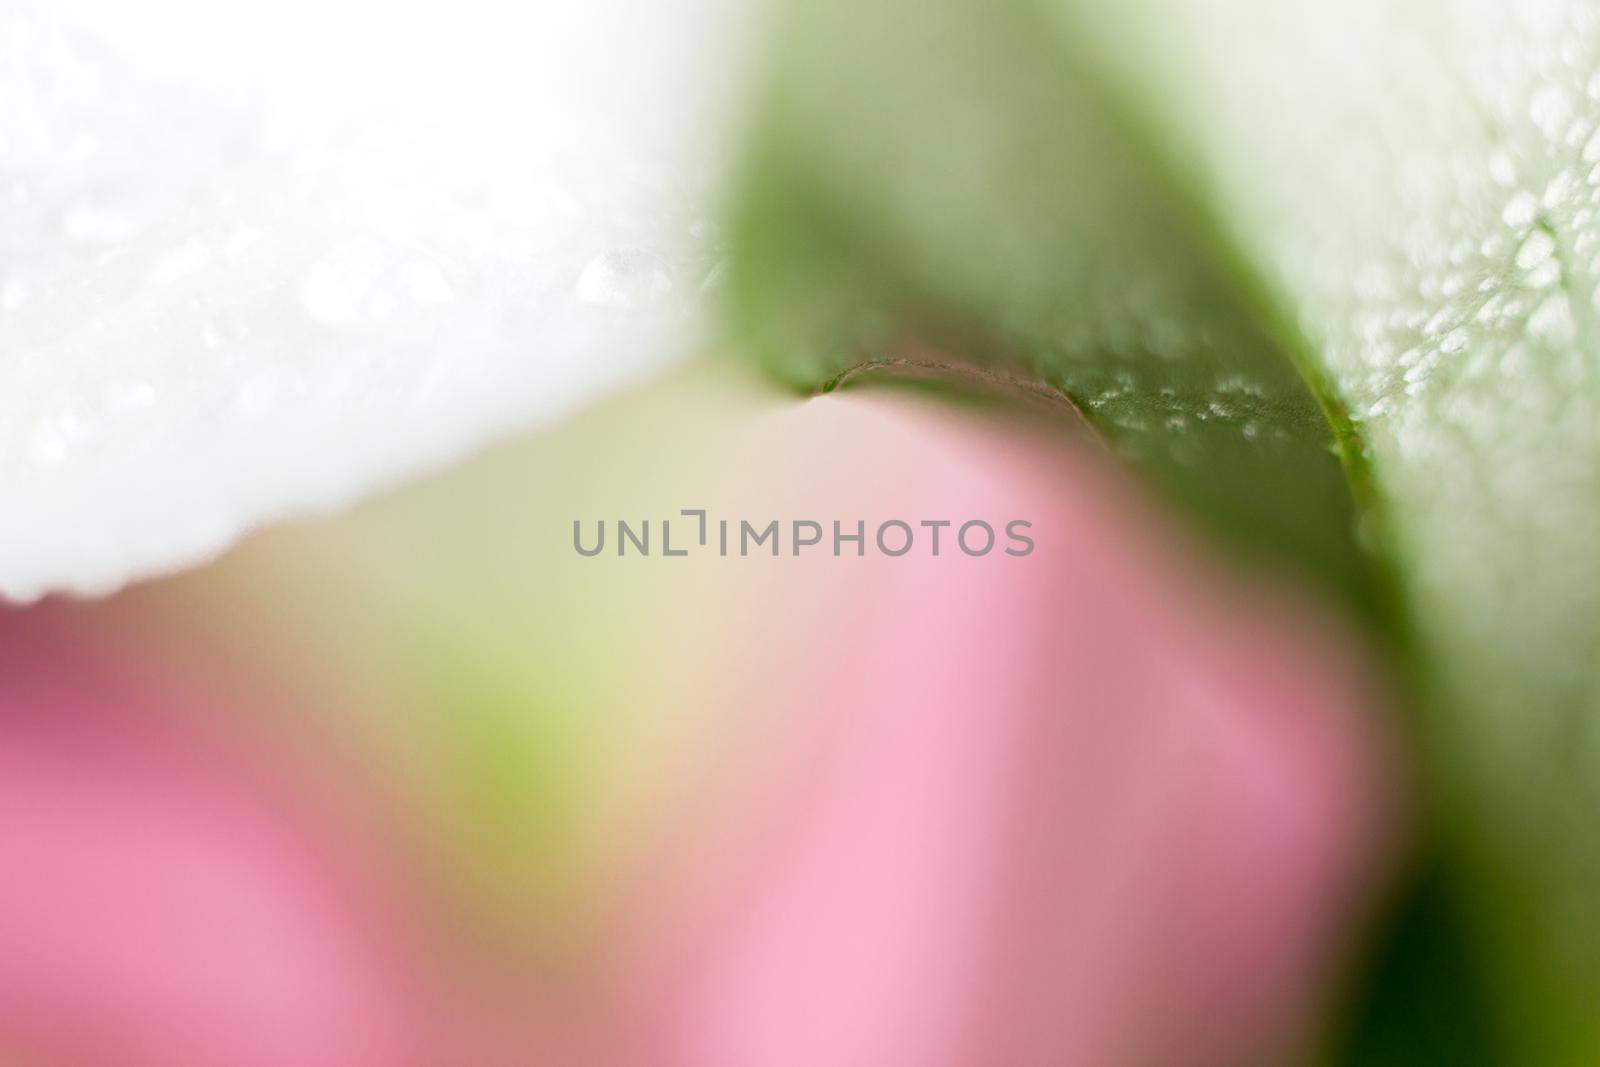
top-left (0, 0), bottom-right (757, 600)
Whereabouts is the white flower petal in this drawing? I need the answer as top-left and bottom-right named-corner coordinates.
top-left (0, 0), bottom-right (752, 600)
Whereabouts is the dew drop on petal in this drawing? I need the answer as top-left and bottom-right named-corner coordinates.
top-left (1502, 191), bottom-right (1540, 229)
top-left (1528, 291), bottom-right (1576, 343)
top-left (576, 249), bottom-right (674, 308)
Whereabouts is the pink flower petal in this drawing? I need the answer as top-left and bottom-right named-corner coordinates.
top-left (634, 391), bottom-right (1397, 1067)
top-left (0, 608), bottom-right (430, 1067)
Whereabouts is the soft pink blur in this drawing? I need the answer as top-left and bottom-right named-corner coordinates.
top-left (0, 387), bottom-right (1397, 1066)
top-left (631, 392), bottom-right (1395, 1067)
top-left (0, 609), bottom-right (435, 1066)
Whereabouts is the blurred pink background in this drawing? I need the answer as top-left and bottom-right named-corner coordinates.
top-left (0, 384), bottom-right (1399, 1065)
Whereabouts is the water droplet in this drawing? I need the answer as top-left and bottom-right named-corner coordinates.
top-left (1488, 150), bottom-right (1518, 187)
top-left (575, 249), bottom-right (673, 308)
top-left (62, 203), bottom-right (146, 246)
top-left (1502, 192), bottom-right (1540, 229)
top-left (1500, 342), bottom-right (1532, 377)
top-left (1475, 294), bottom-right (1506, 324)
top-left (1529, 291), bottom-right (1576, 343)
top-left (151, 241), bottom-right (213, 285)
top-left (1544, 169), bottom-right (1578, 209)
top-left (0, 276), bottom-right (29, 312)
top-left (404, 261), bottom-right (455, 304)
top-left (225, 227), bottom-right (267, 268)
top-left (1527, 259), bottom-right (1562, 289)
top-left (698, 261), bottom-right (727, 296)
top-left (1531, 86), bottom-right (1572, 136)
top-left (111, 383), bottom-right (158, 410)
top-left (1583, 128), bottom-right (1600, 165)
top-left (235, 369), bottom-right (307, 418)
top-left (1214, 374), bottom-right (1264, 397)
top-left (29, 407), bottom-right (91, 466)
top-left (1516, 229), bottom-right (1557, 280)
top-left (300, 260), bottom-right (371, 326)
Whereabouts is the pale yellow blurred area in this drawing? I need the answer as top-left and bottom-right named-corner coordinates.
top-left (104, 360), bottom-right (1081, 963)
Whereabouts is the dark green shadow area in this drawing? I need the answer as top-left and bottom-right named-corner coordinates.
top-left (1336, 855), bottom-right (1508, 1066)
top-left (722, 0), bottom-right (1394, 634)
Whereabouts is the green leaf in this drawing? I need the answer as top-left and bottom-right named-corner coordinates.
top-left (723, 0), bottom-right (1393, 628)
top-left (724, 0), bottom-right (1600, 1058)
